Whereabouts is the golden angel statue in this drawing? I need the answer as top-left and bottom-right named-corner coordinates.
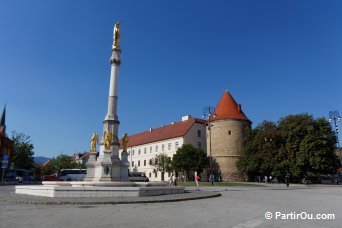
top-left (121, 133), bottom-right (129, 152)
top-left (113, 21), bottom-right (121, 48)
top-left (90, 132), bottom-right (99, 152)
top-left (104, 131), bottom-right (113, 150)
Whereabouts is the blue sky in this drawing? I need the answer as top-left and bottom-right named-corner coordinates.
top-left (1, 0), bottom-right (341, 158)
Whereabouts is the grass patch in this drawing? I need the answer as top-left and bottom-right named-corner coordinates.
top-left (177, 182), bottom-right (264, 187)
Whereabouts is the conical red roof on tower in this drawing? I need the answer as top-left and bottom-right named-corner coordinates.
top-left (211, 91), bottom-right (251, 123)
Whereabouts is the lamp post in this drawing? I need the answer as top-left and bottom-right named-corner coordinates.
top-left (329, 111), bottom-right (342, 166)
top-left (203, 106), bottom-right (216, 185)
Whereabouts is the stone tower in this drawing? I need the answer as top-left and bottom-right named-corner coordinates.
top-left (207, 91), bottom-right (252, 181)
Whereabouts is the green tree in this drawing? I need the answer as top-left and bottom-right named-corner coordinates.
top-left (238, 113), bottom-right (339, 182)
top-left (11, 131), bottom-right (34, 170)
top-left (149, 153), bottom-right (172, 181)
top-left (237, 121), bottom-right (279, 180)
top-left (41, 154), bottom-right (82, 176)
top-left (172, 144), bottom-right (209, 180)
top-left (277, 114), bottom-right (338, 180)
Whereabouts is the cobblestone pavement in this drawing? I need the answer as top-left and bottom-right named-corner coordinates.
top-left (0, 185), bottom-right (341, 228)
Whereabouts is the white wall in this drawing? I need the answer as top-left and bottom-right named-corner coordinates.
top-left (120, 137), bottom-right (184, 181)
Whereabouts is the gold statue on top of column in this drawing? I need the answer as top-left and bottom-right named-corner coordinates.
top-left (121, 133), bottom-right (129, 152)
top-left (90, 132), bottom-right (99, 152)
top-left (104, 131), bottom-right (113, 150)
top-left (113, 21), bottom-right (121, 48)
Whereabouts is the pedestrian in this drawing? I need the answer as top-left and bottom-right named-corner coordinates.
top-left (169, 174), bottom-right (174, 186)
top-left (195, 175), bottom-right (200, 190)
top-left (174, 176), bottom-right (177, 186)
top-left (269, 175), bottom-right (273, 184)
top-left (264, 175), bottom-right (268, 183)
top-left (285, 174), bottom-right (290, 187)
top-left (209, 174), bottom-right (214, 186)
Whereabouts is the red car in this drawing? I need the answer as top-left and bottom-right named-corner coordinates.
top-left (42, 175), bottom-right (63, 181)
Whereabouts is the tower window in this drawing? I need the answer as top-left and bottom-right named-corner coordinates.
top-left (228, 131), bottom-right (232, 135)
top-left (197, 130), bottom-right (201, 137)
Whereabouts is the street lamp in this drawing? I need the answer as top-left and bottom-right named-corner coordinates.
top-left (329, 110), bottom-right (341, 166)
top-left (202, 106), bottom-right (216, 185)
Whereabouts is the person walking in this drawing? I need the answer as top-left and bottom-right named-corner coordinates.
top-left (195, 175), bottom-right (200, 190)
top-left (285, 174), bottom-right (290, 187)
top-left (169, 174), bottom-right (174, 186)
top-left (209, 174), bottom-right (214, 186)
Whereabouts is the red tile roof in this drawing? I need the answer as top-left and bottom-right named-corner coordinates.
top-left (212, 91), bottom-right (251, 123)
top-left (120, 118), bottom-right (207, 148)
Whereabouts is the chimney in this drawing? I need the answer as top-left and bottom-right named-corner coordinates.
top-left (182, 115), bottom-right (192, 121)
top-left (238, 104), bottom-right (242, 112)
top-left (149, 128), bottom-right (153, 132)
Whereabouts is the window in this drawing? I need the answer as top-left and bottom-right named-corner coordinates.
top-left (150, 146), bottom-right (152, 153)
top-left (144, 160), bottom-right (146, 166)
top-left (197, 130), bottom-right (201, 137)
top-left (228, 131), bottom-right (232, 135)
top-left (144, 147), bottom-right (147, 154)
top-left (132, 150), bottom-right (135, 156)
top-left (138, 149), bottom-right (141, 155)
top-left (168, 143), bottom-right (171, 150)
top-left (155, 145), bottom-right (158, 152)
top-left (138, 160), bottom-right (140, 166)
top-left (162, 144), bottom-right (164, 151)
top-left (149, 173), bottom-right (151, 178)
top-left (155, 171), bottom-right (157, 178)
top-left (198, 142), bottom-right (202, 149)
top-left (131, 161), bottom-right (134, 167)
top-left (175, 142), bottom-right (179, 149)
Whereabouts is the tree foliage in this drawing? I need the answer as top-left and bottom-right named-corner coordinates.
top-left (149, 153), bottom-right (172, 181)
top-left (41, 154), bottom-right (83, 175)
top-left (11, 131), bottom-right (35, 170)
top-left (237, 114), bottom-right (339, 182)
top-left (171, 144), bottom-right (209, 180)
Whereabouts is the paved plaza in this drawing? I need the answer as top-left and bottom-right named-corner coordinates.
top-left (0, 185), bottom-right (341, 228)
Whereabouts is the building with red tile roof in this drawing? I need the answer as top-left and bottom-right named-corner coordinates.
top-left (119, 115), bottom-right (207, 181)
top-left (0, 105), bottom-right (13, 170)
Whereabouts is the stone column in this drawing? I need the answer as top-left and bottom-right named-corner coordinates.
top-left (93, 23), bottom-right (123, 182)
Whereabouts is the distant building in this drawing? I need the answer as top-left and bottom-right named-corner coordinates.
top-left (0, 105), bottom-right (14, 169)
top-left (119, 116), bottom-right (207, 181)
top-left (71, 152), bottom-right (90, 165)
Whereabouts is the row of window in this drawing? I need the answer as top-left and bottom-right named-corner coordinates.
top-left (132, 159), bottom-right (150, 167)
top-left (129, 142), bottom-right (179, 156)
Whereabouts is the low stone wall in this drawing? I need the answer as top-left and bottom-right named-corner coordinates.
top-left (15, 182), bottom-right (185, 198)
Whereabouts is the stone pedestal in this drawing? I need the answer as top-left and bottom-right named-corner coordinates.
top-left (119, 151), bottom-right (129, 181)
top-left (84, 151), bottom-right (97, 181)
top-left (93, 151), bottom-right (112, 182)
